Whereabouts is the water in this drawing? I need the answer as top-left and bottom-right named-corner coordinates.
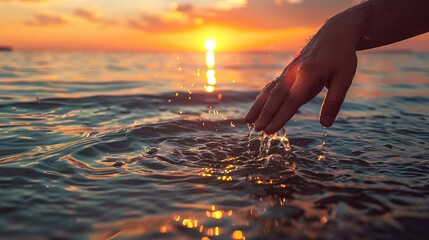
top-left (1, 51), bottom-right (428, 239)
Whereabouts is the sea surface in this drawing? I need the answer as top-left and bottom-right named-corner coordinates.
top-left (0, 51), bottom-right (428, 240)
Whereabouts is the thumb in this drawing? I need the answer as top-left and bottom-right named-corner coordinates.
top-left (319, 73), bottom-right (353, 127)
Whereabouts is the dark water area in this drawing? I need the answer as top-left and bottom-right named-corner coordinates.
top-left (0, 52), bottom-right (428, 239)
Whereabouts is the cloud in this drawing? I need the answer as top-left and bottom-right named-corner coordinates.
top-left (128, 14), bottom-right (192, 32)
top-left (169, 2), bottom-right (193, 12)
top-left (128, 0), bottom-right (355, 33)
top-left (26, 12), bottom-right (67, 26)
top-left (128, 3), bottom-right (197, 32)
top-left (214, 0), bottom-right (248, 11)
top-left (73, 6), bottom-right (116, 25)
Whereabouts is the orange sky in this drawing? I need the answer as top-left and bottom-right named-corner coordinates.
top-left (0, 0), bottom-right (428, 52)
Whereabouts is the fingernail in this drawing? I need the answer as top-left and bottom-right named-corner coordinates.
top-left (321, 116), bottom-right (334, 127)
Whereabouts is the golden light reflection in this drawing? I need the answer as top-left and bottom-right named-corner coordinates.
top-left (206, 209), bottom-right (223, 219)
top-left (206, 226), bottom-right (220, 236)
top-left (205, 85), bottom-right (215, 93)
top-left (232, 230), bottom-right (246, 240)
top-left (91, 204), bottom-right (249, 239)
top-left (65, 185), bottom-right (80, 192)
top-left (182, 218), bottom-right (198, 228)
top-left (320, 216), bottom-right (329, 224)
top-left (205, 52), bottom-right (216, 68)
top-left (204, 38), bottom-right (217, 93)
top-left (200, 166), bottom-right (235, 182)
top-left (206, 69), bottom-right (216, 85)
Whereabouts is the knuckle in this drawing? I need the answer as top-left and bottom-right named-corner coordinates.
top-left (271, 82), bottom-right (284, 94)
top-left (297, 58), bottom-right (321, 74)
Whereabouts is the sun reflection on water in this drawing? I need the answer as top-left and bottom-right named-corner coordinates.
top-left (206, 69), bottom-right (216, 85)
top-left (91, 204), bottom-right (249, 239)
top-left (205, 51), bottom-right (216, 69)
top-left (204, 39), bottom-right (217, 93)
top-left (168, 205), bottom-right (245, 239)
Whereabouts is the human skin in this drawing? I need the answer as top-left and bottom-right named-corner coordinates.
top-left (245, 0), bottom-right (429, 134)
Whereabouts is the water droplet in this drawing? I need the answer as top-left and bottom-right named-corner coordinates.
top-left (320, 216), bottom-right (328, 224)
top-left (247, 123), bottom-right (254, 154)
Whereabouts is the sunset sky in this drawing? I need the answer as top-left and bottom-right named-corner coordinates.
top-left (1, 0), bottom-right (428, 52)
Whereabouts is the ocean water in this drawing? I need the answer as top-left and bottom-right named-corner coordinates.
top-left (0, 51), bottom-right (428, 239)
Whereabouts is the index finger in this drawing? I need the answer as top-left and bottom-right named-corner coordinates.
top-left (244, 78), bottom-right (279, 123)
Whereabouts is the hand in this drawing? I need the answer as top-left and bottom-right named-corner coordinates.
top-left (245, 19), bottom-right (358, 134)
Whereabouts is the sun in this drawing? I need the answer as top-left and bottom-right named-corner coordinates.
top-left (204, 39), bottom-right (217, 51)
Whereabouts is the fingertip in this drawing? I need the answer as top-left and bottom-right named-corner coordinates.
top-left (253, 122), bottom-right (263, 132)
top-left (263, 128), bottom-right (277, 135)
top-left (320, 115), bottom-right (334, 128)
top-left (264, 123), bottom-right (281, 135)
top-left (254, 118), bottom-right (268, 132)
top-left (254, 126), bottom-right (263, 132)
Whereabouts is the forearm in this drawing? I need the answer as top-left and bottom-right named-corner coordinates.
top-left (328, 0), bottom-right (429, 51)
top-left (247, 1), bottom-right (429, 131)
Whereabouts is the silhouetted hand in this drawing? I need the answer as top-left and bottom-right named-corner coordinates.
top-left (245, 18), bottom-right (358, 134)
top-left (245, 0), bottom-right (429, 135)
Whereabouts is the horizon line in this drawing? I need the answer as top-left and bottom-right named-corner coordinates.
top-left (1, 48), bottom-right (426, 54)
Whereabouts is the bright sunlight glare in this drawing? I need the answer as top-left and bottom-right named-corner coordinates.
top-left (205, 39), bottom-right (217, 51)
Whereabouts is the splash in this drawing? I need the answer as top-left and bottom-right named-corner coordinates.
top-left (246, 123), bottom-right (253, 154)
top-left (247, 124), bottom-right (291, 159)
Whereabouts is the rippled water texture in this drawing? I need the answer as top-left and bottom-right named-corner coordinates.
top-left (1, 52), bottom-right (429, 239)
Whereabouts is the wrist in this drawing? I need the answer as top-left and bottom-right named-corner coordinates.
top-left (329, 9), bottom-right (367, 50)
top-left (317, 3), bottom-right (370, 52)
